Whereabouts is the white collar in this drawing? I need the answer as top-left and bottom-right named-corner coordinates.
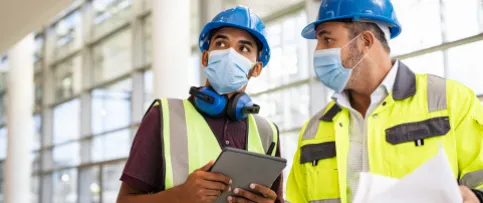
top-left (332, 60), bottom-right (400, 107)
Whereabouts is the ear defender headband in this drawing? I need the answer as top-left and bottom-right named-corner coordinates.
top-left (189, 86), bottom-right (260, 121)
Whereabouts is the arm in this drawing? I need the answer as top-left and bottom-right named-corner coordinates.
top-left (451, 84), bottom-right (483, 202)
top-left (117, 182), bottom-right (184, 203)
top-left (118, 162), bottom-right (230, 203)
top-left (117, 104), bottom-right (177, 203)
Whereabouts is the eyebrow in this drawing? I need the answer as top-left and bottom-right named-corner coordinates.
top-left (317, 30), bottom-right (332, 37)
top-left (213, 34), bottom-right (229, 40)
top-left (239, 40), bottom-right (254, 48)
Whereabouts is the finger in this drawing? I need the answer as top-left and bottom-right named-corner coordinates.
top-left (228, 195), bottom-right (255, 203)
top-left (233, 188), bottom-right (264, 202)
top-left (200, 188), bottom-right (223, 196)
top-left (202, 195), bottom-right (218, 203)
top-left (198, 179), bottom-right (230, 191)
top-left (250, 184), bottom-right (277, 200)
top-left (199, 171), bottom-right (232, 185)
top-left (199, 160), bottom-right (215, 171)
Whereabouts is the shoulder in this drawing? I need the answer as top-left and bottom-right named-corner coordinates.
top-left (303, 101), bottom-right (338, 125)
top-left (416, 73), bottom-right (475, 97)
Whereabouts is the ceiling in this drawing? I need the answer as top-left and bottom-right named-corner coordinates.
top-left (0, 0), bottom-right (74, 53)
top-left (225, 0), bottom-right (304, 18)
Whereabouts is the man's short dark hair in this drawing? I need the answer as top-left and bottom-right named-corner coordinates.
top-left (208, 27), bottom-right (263, 60)
top-left (336, 19), bottom-right (391, 53)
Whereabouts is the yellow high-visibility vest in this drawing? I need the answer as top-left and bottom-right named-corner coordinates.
top-left (153, 98), bottom-right (278, 189)
top-left (287, 62), bottom-right (483, 203)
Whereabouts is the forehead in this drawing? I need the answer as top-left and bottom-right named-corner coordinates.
top-left (315, 21), bottom-right (348, 34)
top-left (212, 27), bottom-right (256, 42)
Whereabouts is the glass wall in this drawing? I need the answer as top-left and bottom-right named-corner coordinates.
top-left (92, 0), bottom-right (132, 39)
top-left (54, 10), bottom-right (82, 60)
top-left (53, 55), bottom-right (82, 101)
top-left (92, 28), bottom-right (132, 84)
top-left (2, 0), bottom-right (483, 202)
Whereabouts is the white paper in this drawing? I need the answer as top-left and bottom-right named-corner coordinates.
top-left (352, 172), bottom-right (398, 203)
top-left (353, 145), bottom-right (462, 203)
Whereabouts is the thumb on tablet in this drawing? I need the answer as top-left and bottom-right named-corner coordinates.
top-left (199, 160), bottom-right (214, 171)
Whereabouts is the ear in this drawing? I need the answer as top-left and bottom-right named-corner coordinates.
top-left (249, 62), bottom-right (263, 78)
top-left (201, 51), bottom-right (209, 67)
top-left (361, 31), bottom-right (375, 51)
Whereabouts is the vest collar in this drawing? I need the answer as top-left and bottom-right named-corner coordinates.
top-left (319, 61), bottom-right (417, 121)
top-left (392, 61), bottom-right (417, 101)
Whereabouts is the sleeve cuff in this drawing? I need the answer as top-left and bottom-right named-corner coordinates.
top-left (471, 189), bottom-right (483, 202)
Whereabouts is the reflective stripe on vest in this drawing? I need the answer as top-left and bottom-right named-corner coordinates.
top-left (426, 74), bottom-right (447, 112)
top-left (460, 169), bottom-right (483, 189)
top-left (160, 98), bottom-right (278, 189)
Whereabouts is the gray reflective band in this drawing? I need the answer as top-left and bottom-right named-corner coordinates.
top-left (302, 109), bottom-right (326, 140)
top-left (167, 99), bottom-right (189, 186)
top-left (253, 115), bottom-right (273, 153)
top-left (309, 198), bottom-right (341, 203)
top-left (460, 170), bottom-right (483, 189)
top-left (427, 74), bottom-right (447, 112)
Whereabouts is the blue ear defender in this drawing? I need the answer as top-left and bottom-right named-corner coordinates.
top-left (189, 86), bottom-right (260, 121)
top-left (227, 92), bottom-right (260, 121)
top-left (190, 86), bottom-right (227, 117)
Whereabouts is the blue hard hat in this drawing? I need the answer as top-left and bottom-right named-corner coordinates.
top-left (199, 5), bottom-right (270, 67)
top-left (302, 0), bottom-right (402, 40)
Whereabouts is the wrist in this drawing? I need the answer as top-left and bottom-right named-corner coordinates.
top-left (154, 185), bottom-right (185, 203)
top-left (471, 189), bottom-right (483, 203)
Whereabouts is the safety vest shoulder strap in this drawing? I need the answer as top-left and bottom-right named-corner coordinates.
top-left (159, 98), bottom-right (189, 188)
top-left (252, 115), bottom-right (278, 155)
top-left (302, 102), bottom-right (341, 141)
top-left (426, 74), bottom-right (447, 112)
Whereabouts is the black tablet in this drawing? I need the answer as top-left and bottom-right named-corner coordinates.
top-left (209, 147), bottom-right (287, 203)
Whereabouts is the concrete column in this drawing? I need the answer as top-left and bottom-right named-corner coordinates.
top-left (198, 0), bottom-right (224, 84)
top-left (152, 0), bottom-right (191, 99)
top-left (306, 0), bottom-right (329, 115)
top-left (5, 34), bottom-right (34, 203)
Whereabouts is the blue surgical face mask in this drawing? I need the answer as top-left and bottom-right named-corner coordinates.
top-left (204, 48), bottom-right (254, 95)
top-left (313, 34), bottom-right (367, 93)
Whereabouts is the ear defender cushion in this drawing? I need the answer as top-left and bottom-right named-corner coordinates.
top-left (193, 87), bottom-right (227, 117)
top-left (227, 92), bottom-right (253, 121)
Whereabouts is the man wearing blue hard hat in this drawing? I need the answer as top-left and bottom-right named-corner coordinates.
top-left (116, 5), bottom-right (284, 203)
top-left (287, 0), bottom-right (483, 203)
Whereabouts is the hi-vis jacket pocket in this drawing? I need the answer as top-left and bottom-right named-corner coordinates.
top-left (385, 116), bottom-right (451, 145)
top-left (300, 142), bottom-right (336, 164)
top-left (300, 142), bottom-right (340, 200)
top-left (383, 116), bottom-right (451, 176)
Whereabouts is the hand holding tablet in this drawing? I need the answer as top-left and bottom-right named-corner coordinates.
top-left (209, 147), bottom-right (287, 203)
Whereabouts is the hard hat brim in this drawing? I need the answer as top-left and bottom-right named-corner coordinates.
top-left (301, 14), bottom-right (402, 40)
top-left (199, 21), bottom-right (271, 67)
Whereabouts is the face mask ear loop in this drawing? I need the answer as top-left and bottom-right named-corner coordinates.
top-left (341, 33), bottom-right (363, 50)
top-left (246, 63), bottom-right (258, 80)
top-left (339, 33), bottom-right (372, 70)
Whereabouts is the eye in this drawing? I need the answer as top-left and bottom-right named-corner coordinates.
top-left (215, 41), bottom-right (226, 48)
top-left (241, 46), bottom-right (250, 53)
top-left (324, 37), bottom-right (333, 45)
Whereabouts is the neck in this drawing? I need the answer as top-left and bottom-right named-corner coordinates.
top-left (349, 56), bottom-right (393, 116)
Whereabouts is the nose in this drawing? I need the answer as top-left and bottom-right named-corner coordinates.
top-left (315, 40), bottom-right (328, 51)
